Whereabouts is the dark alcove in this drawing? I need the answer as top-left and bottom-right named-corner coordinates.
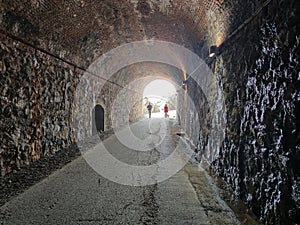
top-left (92, 105), bottom-right (104, 134)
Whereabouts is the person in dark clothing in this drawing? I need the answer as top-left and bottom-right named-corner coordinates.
top-left (147, 103), bottom-right (152, 118)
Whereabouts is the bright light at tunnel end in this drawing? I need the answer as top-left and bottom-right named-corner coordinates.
top-left (72, 40), bottom-right (227, 186)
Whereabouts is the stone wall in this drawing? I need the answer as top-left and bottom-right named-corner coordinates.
top-left (0, 34), bottom-right (80, 175)
top-left (73, 71), bottom-right (143, 141)
top-left (0, 34), bottom-right (143, 176)
top-left (195, 0), bottom-right (300, 224)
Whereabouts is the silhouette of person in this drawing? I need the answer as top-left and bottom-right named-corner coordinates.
top-left (147, 103), bottom-right (152, 118)
top-left (164, 104), bottom-right (169, 118)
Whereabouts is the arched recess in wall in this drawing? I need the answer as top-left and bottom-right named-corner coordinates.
top-left (92, 105), bottom-right (104, 135)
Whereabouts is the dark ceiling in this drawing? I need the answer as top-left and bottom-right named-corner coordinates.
top-left (0, 0), bottom-right (265, 67)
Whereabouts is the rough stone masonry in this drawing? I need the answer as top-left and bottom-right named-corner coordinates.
top-left (0, 0), bottom-right (299, 224)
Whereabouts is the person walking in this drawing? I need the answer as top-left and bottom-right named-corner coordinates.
top-left (147, 102), bottom-right (152, 118)
top-left (164, 104), bottom-right (169, 118)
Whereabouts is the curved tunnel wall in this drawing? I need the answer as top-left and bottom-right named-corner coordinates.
top-left (0, 0), bottom-right (299, 224)
top-left (193, 1), bottom-right (300, 224)
top-left (0, 35), bottom-right (80, 173)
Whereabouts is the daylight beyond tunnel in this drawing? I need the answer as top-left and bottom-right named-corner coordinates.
top-left (143, 79), bottom-right (177, 118)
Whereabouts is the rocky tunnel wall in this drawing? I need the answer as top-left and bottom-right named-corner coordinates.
top-left (0, 34), bottom-right (144, 176)
top-left (0, 35), bottom-right (78, 175)
top-left (188, 0), bottom-right (300, 224)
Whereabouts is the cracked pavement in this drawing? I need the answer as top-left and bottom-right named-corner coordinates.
top-left (0, 119), bottom-right (240, 225)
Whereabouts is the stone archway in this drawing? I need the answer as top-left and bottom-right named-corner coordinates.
top-left (92, 105), bottom-right (105, 135)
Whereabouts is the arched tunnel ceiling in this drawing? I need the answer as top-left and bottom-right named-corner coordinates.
top-left (0, 0), bottom-right (267, 90)
top-left (1, 0), bottom-right (265, 68)
top-left (109, 61), bottom-right (185, 93)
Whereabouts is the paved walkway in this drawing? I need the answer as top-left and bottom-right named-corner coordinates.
top-left (0, 119), bottom-right (240, 225)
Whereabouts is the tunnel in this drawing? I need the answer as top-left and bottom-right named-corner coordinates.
top-left (0, 0), bottom-right (299, 224)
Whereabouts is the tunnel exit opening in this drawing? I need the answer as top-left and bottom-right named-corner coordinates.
top-left (92, 105), bottom-right (104, 135)
top-left (142, 79), bottom-right (177, 119)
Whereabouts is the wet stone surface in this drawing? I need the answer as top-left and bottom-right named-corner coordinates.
top-left (196, 5), bottom-right (300, 225)
top-left (187, 1), bottom-right (300, 224)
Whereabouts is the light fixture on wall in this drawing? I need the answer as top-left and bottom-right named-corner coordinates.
top-left (209, 45), bottom-right (218, 58)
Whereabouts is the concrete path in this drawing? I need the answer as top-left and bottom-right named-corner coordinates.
top-left (0, 119), bottom-right (240, 225)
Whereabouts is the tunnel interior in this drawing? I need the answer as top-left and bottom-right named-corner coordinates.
top-left (0, 0), bottom-right (300, 224)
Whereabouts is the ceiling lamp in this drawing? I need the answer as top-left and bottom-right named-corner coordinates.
top-left (209, 45), bottom-right (218, 58)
